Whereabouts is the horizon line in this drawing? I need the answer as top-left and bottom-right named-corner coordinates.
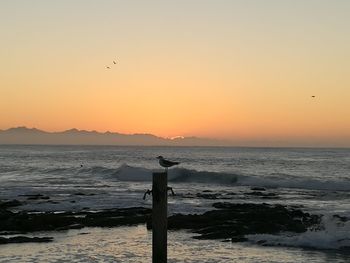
top-left (0, 126), bottom-right (203, 140)
top-left (1, 126), bottom-right (350, 148)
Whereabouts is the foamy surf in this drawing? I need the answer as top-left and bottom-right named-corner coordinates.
top-left (98, 164), bottom-right (350, 191)
top-left (246, 214), bottom-right (350, 250)
top-left (7, 163), bottom-right (350, 191)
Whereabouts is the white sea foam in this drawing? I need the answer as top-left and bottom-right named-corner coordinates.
top-left (246, 214), bottom-right (350, 250)
top-left (103, 164), bottom-right (350, 191)
top-left (111, 164), bottom-right (239, 184)
top-left (7, 164), bottom-right (350, 191)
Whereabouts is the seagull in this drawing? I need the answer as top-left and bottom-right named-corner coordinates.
top-left (157, 156), bottom-right (179, 171)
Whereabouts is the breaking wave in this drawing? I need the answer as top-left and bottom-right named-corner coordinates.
top-left (246, 214), bottom-right (350, 250)
top-left (95, 164), bottom-right (350, 191)
top-left (113, 165), bottom-right (239, 184)
top-left (19, 164), bottom-right (350, 191)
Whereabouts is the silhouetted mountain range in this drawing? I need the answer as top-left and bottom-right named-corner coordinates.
top-left (0, 127), bottom-right (228, 146)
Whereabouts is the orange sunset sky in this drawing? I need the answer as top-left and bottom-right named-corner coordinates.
top-left (1, 1), bottom-right (349, 146)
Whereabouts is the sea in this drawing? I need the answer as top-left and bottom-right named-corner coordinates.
top-left (0, 145), bottom-right (350, 262)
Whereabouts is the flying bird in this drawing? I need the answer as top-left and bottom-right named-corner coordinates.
top-left (106, 66), bottom-right (111, 69)
top-left (113, 61), bottom-right (117, 64)
top-left (157, 156), bottom-right (179, 171)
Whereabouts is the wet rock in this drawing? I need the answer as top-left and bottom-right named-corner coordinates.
top-left (245, 191), bottom-right (278, 198)
top-left (44, 200), bottom-right (59, 204)
top-left (83, 207), bottom-right (151, 227)
top-left (230, 236), bottom-right (248, 242)
top-left (0, 200), bottom-right (22, 209)
top-left (74, 193), bottom-right (95, 196)
top-left (0, 209), bottom-right (14, 220)
top-left (149, 202), bottom-right (321, 242)
top-left (251, 187), bottom-right (266, 191)
top-left (20, 194), bottom-right (50, 200)
top-left (223, 236), bottom-right (247, 242)
top-left (74, 192), bottom-right (86, 196)
top-left (333, 214), bottom-right (349, 222)
top-left (0, 236), bottom-right (53, 244)
top-left (182, 191), bottom-right (236, 200)
top-left (196, 193), bottom-right (221, 199)
top-left (0, 231), bottom-right (22, 235)
top-left (29, 196), bottom-right (50, 200)
top-left (0, 206), bottom-right (151, 233)
top-left (55, 224), bottom-right (84, 231)
top-left (340, 246), bottom-right (350, 250)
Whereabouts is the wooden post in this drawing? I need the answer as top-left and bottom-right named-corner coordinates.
top-left (152, 172), bottom-right (167, 263)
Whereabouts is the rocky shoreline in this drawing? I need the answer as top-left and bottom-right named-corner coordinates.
top-left (0, 198), bottom-right (323, 245)
top-left (166, 202), bottom-right (320, 241)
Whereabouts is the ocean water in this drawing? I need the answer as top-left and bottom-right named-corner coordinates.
top-left (0, 145), bottom-right (350, 262)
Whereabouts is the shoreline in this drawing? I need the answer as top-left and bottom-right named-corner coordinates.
top-left (0, 197), bottom-right (322, 246)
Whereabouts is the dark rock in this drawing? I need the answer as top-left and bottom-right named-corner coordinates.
top-left (257, 239), bottom-right (267, 245)
top-left (20, 194), bottom-right (49, 200)
top-left (222, 237), bottom-right (247, 243)
top-left (245, 191), bottom-right (278, 198)
top-left (0, 200), bottom-right (22, 209)
top-left (0, 231), bottom-right (22, 235)
top-left (340, 246), bottom-right (350, 250)
top-left (44, 200), bottom-right (59, 204)
top-left (25, 194), bottom-right (50, 200)
top-left (181, 191), bottom-right (235, 200)
top-left (333, 214), bottom-right (348, 222)
top-left (0, 206), bottom-right (151, 233)
top-left (196, 193), bottom-right (221, 199)
top-left (251, 187), bottom-right (266, 191)
top-left (0, 236), bottom-right (53, 244)
top-left (55, 224), bottom-right (84, 231)
top-left (0, 209), bottom-right (14, 220)
top-left (74, 193), bottom-right (95, 196)
top-left (230, 236), bottom-right (247, 242)
top-left (0, 199), bottom-right (321, 246)
top-left (153, 202), bottom-right (321, 242)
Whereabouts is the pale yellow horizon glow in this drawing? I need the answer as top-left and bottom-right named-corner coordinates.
top-left (1, 1), bottom-right (349, 146)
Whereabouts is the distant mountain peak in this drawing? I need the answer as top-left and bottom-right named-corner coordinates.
top-left (8, 126), bottom-right (29, 131)
top-left (6, 126), bottom-right (44, 133)
top-left (62, 128), bottom-right (100, 134)
top-left (0, 126), bottom-right (228, 146)
top-left (63, 128), bottom-right (80, 133)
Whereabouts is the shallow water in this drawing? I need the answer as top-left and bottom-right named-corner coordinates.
top-left (1, 145), bottom-right (350, 260)
top-left (1, 227), bottom-right (350, 263)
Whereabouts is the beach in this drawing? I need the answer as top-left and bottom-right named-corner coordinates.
top-left (1, 145), bottom-right (350, 262)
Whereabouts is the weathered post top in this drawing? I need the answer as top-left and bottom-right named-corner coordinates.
top-left (152, 172), bottom-right (168, 263)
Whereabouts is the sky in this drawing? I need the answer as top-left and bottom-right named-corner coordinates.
top-left (0, 1), bottom-right (349, 146)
